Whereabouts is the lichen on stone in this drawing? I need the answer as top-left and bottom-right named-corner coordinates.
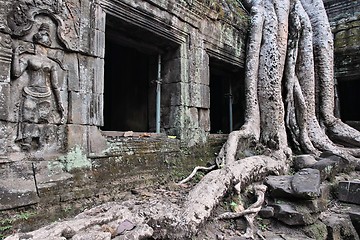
top-left (59, 146), bottom-right (92, 172)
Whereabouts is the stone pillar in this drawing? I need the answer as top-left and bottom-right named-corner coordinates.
top-left (185, 29), bottom-right (210, 145)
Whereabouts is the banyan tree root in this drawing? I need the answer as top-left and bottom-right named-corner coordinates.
top-left (216, 184), bottom-right (267, 239)
top-left (176, 165), bottom-right (216, 185)
top-left (214, 0), bottom-right (360, 170)
top-left (155, 0), bottom-right (360, 238)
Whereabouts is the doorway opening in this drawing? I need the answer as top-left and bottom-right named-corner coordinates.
top-left (103, 42), bottom-right (151, 131)
top-left (102, 14), bottom-right (179, 133)
top-left (209, 58), bottom-right (245, 134)
top-left (338, 79), bottom-right (360, 122)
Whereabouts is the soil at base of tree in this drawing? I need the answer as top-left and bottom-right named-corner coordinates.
top-left (4, 170), bottom-right (360, 240)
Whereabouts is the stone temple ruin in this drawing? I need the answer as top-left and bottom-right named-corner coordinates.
top-left (0, 0), bottom-right (359, 233)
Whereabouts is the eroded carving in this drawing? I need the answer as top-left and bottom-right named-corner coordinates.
top-left (7, 1), bottom-right (64, 36)
top-left (11, 23), bottom-right (65, 151)
top-left (6, 1), bottom-right (73, 50)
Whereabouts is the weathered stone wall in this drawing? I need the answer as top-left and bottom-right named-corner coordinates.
top-left (0, 0), bottom-right (248, 232)
top-left (324, 0), bottom-right (360, 80)
top-left (0, 135), bottom-right (227, 235)
top-left (0, 0), bottom-right (248, 156)
top-left (99, 0), bottom-right (248, 144)
top-left (324, 0), bottom-right (360, 124)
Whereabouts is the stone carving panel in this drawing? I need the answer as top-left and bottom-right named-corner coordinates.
top-left (2, 0), bottom-right (102, 55)
top-left (0, 0), bottom-right (106, 155)
top-left (11, 22), bottom-right (66, 151)
top-left (5, 1), bottom-right (79, 50)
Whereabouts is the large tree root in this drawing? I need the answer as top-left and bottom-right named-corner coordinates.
top-left (176, 165), bottom-right (216, 185)
top-left (216, 184), bottom-right (267, 220)
top-left (171, 152), bottom-right (288, 238)
top-left (173, 0), bottom-right (360, 238)
top-left (152, 151), bottom-right (287, 239)
top-left (216, 184), bottom-right (267, 239)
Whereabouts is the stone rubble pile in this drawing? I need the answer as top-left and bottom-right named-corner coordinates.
top-left (260, 153), bottom-right (360, 239)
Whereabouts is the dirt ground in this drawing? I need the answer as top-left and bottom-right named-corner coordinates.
top-left (3, 170), bottom-right (360, 240)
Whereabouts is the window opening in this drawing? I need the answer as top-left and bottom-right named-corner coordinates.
top-left (102, 15), bottom-right (179, 134)
top-left (209, 58), bottom-right (245, 134)
top-left (338, 79), bottom-right (360, 122)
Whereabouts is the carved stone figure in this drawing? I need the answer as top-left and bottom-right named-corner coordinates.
top-left (11, 23), bottom-right (65, 151)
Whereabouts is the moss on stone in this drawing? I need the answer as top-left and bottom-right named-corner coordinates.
top-left (59, 146), bottom-right (92, 172)
top-left (302, 220), bottom-right (328, 240)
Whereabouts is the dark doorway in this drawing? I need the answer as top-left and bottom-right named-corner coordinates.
top-left (102, 14), bottom-right (179, 133)
top-left (210, 58), bottom-right (245, 134)
top-left (103, 41), bottom-right (151, 131)
top-left (338, 79), bottom-right (360, 121)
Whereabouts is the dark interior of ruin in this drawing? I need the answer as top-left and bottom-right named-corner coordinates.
top-left (103, 40), bottom-right (150, 131)
top-left (209, 58), bottom-right (245, 134)
top-left (102, 15), bottom-right (177, 132)
top-left (338, 79), bottom-right (360, 122)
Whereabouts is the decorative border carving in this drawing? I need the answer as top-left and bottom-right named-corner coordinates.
top-left (7, 5), bottom-right (70, 49)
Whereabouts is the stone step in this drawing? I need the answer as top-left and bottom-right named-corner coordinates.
top-left (338, 180), bottom-right (360, 205)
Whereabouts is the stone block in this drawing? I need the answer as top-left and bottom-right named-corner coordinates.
top-left (78, 55), bottom-right (95, 93)
top-left (0, 121), bottom-right (18, 155)
top-left (311, 158), bottom-right (338, 181)
top-left (291, 168), bottom-right (321, 200)
top-left (78, 1), bottom-right (92, 54)
top-left (301, 220), bottom-right (328, 240)
top-left (68, 91), bottom-right (90, 124)
top-left (293, 154), bottom-right (317, 171)
top-left (93, 58), bottom-right (104, 94)
top-left (65, 53), bottom-right (80, 92)
top-left (38, 124), bottom-right (67, 152)
top-left (300, 199), bottom-right (328, 213)
top-left (163, 47), bottom-right (183, 63)
top-left (160, 106), bottom-right (172, 130)
top-left (259, 206), bottom-right (275, 219)
top-left (320, 182), bottom-right (332, 202)
top-left (0, 161), bottom-right (39, 210)
top-left (321, 213), bottom-right (360, 240)
top-left (198, 108), bottom-right (210, 132)
top-left (265, 175), bottom-right (294, 199)
top-left (66, 124), bottom-right (88, 152)
top-left (89, 93), bottom-right (104, 126)
top-left (319, 151), bottom-right (350, 171)
top-left (189, 83), bottom-right (210, 108)
top-left (349, 212), bottom-right (360, 237)
top-left (0, 83), bottom-right (10, 120)
top-left (60, 89), bottom-right (69, 123)
top-left (93, 3), bottom-right (106, 31)
top-left (272, 203), bottom-right (319, 226)
top-left (163, 57), bottom-right (183, 84)
top-left (162, 82), bottom-right (183, 107)
top-left (48, 49), bottom-right (67, 90)
top-left (188, 107), bottom-right (199, 128)
top-left (189, 48), bottom-right (209, 85)
top-left (88, 126), bottom-right (108, 155)
top-left (91, 29), bottom-right (105, 58)
top-left (338, 181), bottom-right (360, 205)
top-left (33, 161), bottom-right (73, 199)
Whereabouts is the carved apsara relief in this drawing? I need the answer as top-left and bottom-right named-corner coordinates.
top-left (11, 23), bottom-right (66, 151)
top-left (0, 0), bottom-right (104, 155)
top-left (3, 1), bottom-right (74, 152)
